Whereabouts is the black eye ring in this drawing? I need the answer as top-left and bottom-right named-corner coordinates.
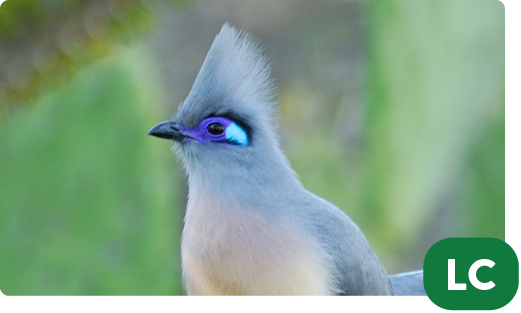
top-left (206, 122), bottom-right (225, 136)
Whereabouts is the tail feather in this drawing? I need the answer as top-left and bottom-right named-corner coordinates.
top-left (389, 270), bottom-right (426, 296)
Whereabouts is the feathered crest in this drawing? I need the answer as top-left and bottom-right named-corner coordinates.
top-left (175, 23), bottom-right (276, 134)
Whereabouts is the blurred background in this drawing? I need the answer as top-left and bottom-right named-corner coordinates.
top-left (0, 0), bottom-right (504, 295)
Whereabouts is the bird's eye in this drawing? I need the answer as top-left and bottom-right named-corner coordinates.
top-left (206, 122), bottom-right (225, 135)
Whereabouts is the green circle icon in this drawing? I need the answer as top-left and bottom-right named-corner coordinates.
top-left (424, 237), bottom-right (518, 310)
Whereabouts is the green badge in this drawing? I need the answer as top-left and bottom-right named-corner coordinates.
top-left (424, 237), bottom-right (518, 310)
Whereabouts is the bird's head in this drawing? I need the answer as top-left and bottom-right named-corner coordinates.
top-left (149, 24), bottom-right (296, 185)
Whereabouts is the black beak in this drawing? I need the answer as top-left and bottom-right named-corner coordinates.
top-left (148, 121), bottom-right (186, 142)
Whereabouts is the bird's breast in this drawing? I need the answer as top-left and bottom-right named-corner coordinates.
top-left (181, 193), bottom-right (336, 295)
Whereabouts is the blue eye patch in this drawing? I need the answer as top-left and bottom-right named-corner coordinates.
top-left (225, 122), bottom-right (249, 146)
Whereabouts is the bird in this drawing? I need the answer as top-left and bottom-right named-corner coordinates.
top-left (148, 23), bottom-right (426, 296)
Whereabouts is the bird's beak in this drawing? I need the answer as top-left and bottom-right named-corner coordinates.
top-left (148, 121), bottom-right (186, 142)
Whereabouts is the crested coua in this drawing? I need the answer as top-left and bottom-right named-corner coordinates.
top-left (149, 24), bottom-right (425, 296)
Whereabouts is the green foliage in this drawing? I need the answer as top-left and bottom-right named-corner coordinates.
top-left (0, 47), bottom-right (184, 295)
top-left (0, 0), bottom-right (44, 37)
top-left (0, 0), bottom-right (187, 115)
top-left (364, 0), bottom-right (504, 271)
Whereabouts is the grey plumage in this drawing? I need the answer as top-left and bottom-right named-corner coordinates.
top-left (389, 270), bottom-right (426, 295)
top-left (149, 23), bottom-right (425, 295)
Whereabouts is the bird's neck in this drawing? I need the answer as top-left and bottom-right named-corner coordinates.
top-left (187, 160), bottom-right (300, 200)
top-left (184, 143), bottom-right (303, 213)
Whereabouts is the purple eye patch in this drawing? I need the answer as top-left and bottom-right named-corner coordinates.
top-left (180, 116), bottom-right (249, 146)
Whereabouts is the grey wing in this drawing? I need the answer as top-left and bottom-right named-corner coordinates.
top-left (302, 196), bottom-right (394, 295)
top-left (389, 270), bottom-right (426, 295)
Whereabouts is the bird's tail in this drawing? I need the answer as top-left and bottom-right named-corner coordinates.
top-left (389, 270), bottom-right (426, 295)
